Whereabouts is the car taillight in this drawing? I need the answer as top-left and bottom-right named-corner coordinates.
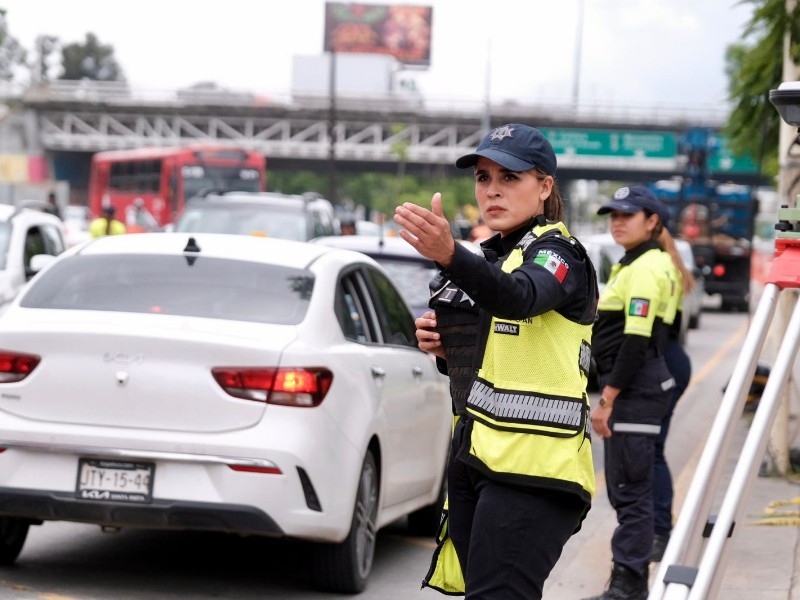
top-left (211, 367), bottom-right (333, 407)
top-left (228, 464), bottom-right (282, 475)
top-left (0, 351), bottom-right (41, 383)
top-left (713, 264), bottom-right (726, 277)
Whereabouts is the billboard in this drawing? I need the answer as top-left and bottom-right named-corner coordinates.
top-left (324, 3), bottom-right (433, 67)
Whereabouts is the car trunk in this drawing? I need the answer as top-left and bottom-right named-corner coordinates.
top-left (0, 312), bottom-right (297, 433)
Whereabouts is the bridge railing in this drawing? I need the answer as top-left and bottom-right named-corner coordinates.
top-left (19, 80), bottom-right (725, 128)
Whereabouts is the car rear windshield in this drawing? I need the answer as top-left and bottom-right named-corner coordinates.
top-left (176, 203), bottom-right (308, 241)
top-left (20, 254), bottom-right (314, 324)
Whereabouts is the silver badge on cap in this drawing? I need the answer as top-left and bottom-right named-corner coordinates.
top-left (614, 187), bottom-right (631, 199)
top-left (491, 125), bottom-right (514, 141)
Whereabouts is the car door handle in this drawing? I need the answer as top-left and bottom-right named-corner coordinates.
top-left (371, 366), bottom-right (386, 379)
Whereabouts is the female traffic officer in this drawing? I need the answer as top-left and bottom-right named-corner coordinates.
top-left (585, 186), bottom-right (675, 600)
top-left (394, 124), bottom-right (598, 600)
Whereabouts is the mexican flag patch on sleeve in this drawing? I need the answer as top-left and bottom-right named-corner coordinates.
top-left (629, 298), bottom-right (650, 317)
top-left (533, 250), bottom-right (569, 283)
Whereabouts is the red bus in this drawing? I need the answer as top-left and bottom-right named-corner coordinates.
top-left (88, 144), bottom-right (267, 227)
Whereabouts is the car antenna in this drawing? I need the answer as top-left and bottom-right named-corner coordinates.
top-left (184, 237), bottom-right (201, 253)
top-left (183, 237), bottom-right (201, 265)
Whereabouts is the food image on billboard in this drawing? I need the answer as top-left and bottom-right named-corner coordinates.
top-left (324, 3), bottom-right (433, 67)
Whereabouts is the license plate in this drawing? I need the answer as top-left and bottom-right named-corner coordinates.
top-left (75, 459), bottom-right (154, 504)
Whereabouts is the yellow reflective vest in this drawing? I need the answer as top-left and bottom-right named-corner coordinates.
top-left (89, 217), bottom-right (127, 237)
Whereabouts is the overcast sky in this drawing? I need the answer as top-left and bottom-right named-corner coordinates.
top-left (2, 0), bottom-right (753, 111)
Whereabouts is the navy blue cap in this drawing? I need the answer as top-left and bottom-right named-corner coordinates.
top-left (597, 185), bottom-right (669, 224)
top-left (456, 124), bottom-right (557, 176)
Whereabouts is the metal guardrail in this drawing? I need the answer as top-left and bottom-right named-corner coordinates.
top-left (18, 80), bottom-right (727, 128)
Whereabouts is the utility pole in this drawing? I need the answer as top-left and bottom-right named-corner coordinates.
top-left (766, 0), bottom-right (800, 476)
top-left (481, 38), bottom-right (491, 134)
top-left (572, 0), bottom-right (585, 109)
top-left (327, 51), bottom-right (338, 205)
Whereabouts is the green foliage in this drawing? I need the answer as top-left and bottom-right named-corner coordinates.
top-left (724, 0), bottom-right (800, 179)
top-left (0, 9), bottom-right (27, 81)
top-left (268, 167), bottom-right (478, 223)
top-left (267, 170), bottom-right (327, 197)
top-left (35, 35), bottom-right (61, 82)
top-left (60, 33), bottom-right (124, 82)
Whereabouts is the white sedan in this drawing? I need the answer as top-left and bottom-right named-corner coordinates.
top-left (0, 233), bottom-right (451, 593)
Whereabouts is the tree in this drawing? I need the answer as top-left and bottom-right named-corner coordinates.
top-left (60, 33), bottom-right (125, 82)
top-left (34, 35), bottom-right (61, 82)
top-left (0, 8), bottom-right (27, 81)
top-left (268, 166), bottom-right (478, 231)
top-left (724, 0), bottom-right (800, 180)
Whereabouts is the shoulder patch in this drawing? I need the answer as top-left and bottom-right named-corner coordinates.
top-left (628, 298), bottom-right (650, 317)
top-left (533, 250), bottom-right (569, 283)
top-left (518, 231), bottom-right (537, 252)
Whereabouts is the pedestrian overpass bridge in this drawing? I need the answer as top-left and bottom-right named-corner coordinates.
top-left (17, 81), bottom-right (761, 186)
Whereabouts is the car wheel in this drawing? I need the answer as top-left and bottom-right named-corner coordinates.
top-left (407, 467), bottom-right (446, 537)
top-left (311, 450), bottom-right (378, 593)
top-left (0, 517), bottom-right (29, 565)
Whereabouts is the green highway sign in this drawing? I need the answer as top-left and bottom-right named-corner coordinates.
top-left (540, 128), bottom-right (677, 160)
top-left (708, 136), bottom-right (759, 174)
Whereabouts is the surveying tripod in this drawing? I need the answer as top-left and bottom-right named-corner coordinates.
top-left (649, 206), bottom-right (800, 599)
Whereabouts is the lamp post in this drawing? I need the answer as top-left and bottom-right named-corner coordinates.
top-left (327, 51), bottom-right (338, 205)
top-left (572, 0), bottom-right (585, 109)
top-left (481, 38), bottom-right (492, 134)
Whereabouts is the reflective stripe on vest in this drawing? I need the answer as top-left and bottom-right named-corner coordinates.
top-left (468, 378), bottom-right (583, 431)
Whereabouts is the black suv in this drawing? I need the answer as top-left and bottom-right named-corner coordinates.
top-left (175, 192), bottom-right (336, 241)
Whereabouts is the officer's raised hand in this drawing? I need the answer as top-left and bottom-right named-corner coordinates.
top-left (394, 193), bottom-right (456, 268)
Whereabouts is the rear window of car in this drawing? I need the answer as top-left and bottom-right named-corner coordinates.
top-left (175, 203), bottom-right (309, 241)
top-left (20, 254), bottom-right (313, 324)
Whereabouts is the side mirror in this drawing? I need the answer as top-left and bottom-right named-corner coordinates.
top-left (26, 254), bottom-right (58, 280)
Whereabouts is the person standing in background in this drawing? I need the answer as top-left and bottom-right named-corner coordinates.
top-left (45, 192), bottom-right (62, 220)
top-left (90, 205), bottom-right (127, 237)
top-left (586, 185), bottom-right (674, 600)
top-left (126, 198), bottom-right (160, 233)
top-left (339, 213), bottom-right (357, 235)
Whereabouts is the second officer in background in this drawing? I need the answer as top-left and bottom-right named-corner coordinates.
top-left (586, 185), bottom-right (674, 600)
